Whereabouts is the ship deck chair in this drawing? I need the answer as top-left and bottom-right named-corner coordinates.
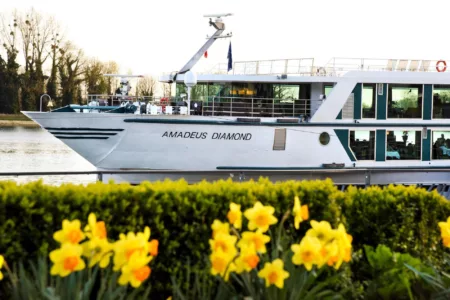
top-left (397, 60), bottom-right (408, 71)
top-left (385, 59), bottom-right (396, 71)
top-left (409, 60), bottom-right (420, 71)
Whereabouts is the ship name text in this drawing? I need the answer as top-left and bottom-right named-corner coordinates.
top-left (162, 131), bottom-right (252, 141)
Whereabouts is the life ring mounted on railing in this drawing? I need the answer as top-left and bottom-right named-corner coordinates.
top-left (436, 60), bottom-right (447, 72)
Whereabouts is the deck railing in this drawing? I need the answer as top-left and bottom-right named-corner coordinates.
top-left (205, 57), bottom-right (450, 77)
top-left (82, 95), bottom-right (324, 118)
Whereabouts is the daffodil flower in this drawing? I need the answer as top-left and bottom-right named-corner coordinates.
top-left (113, 227), bottom-right (151, 271)
top-left (293, 196), bottom-right (309, 230)
top-left (244, 201), bottom-right (278, 233)
top-left (227, 203), bottom-right (242, 229)
top-left (50, 244), bottom-right (86, 277)
top-left (209, 249), bottom-right (236, 281)
top-left (291, 236), bottom-right (322, 270)
top-left (439, 217), bottom-right (450, 247)
top-left (237, 230), bottom-right (270, 254)
top-left (306, 220), bottom-right (335, 244)
top-left (211, 220), bottom-right (230, 238)
top-left (209, 233), bottom-right (238, 258)
top-left (53, 219), bottom-right (85, 245)
top-left (118, 252), bottom-right (152, 288)
top-left (235, 244), bottom-right (259, 273)
top-left (148, 239), bottom-right (159, 257)
top-left (0, 255), bottom-right (4, 280)
top-left (84, 213), bottom-right (107, 239)
top-left (258, 259), bottom-right (289, 289)
top-left (82, 237), bottom-right (113, 268)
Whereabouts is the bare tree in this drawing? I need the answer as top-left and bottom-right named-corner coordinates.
top-left (15, 9), bottom-right (61, 110)
top-left (136, 75), bottom-right (157, 98)
top-left (46, 30), bottom-right (62, 102)
top-left (103, 60), bottom-right (119, 95)
top-left (58, 42), bottom-right (85, 106)
top-left (0, 12), bottom-right (20, 113)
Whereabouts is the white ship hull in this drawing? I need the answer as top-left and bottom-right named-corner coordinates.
top-left (23, 112), bottom-right (450, 185)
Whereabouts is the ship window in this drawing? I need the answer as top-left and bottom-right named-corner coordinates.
top-left (350, 131), bottom-right (375, 160)
top-left (388, 85), bottom-right (423, 118)
top-left (432, 85), bottom-right (450, 118)
top-left (386, 130), bottom-right (421, 160)
top-left (273, 85), bottom-right (300, 100)
top-left (190, 83), bottom-right (208, 101)
top-left (324, 84), bottom-right (333, 97)
top-left (362, 84), bottom-right (376, 118)
top-left (319, 132), bottom-right (330, 145)
top-left (432, 131), bottom-right (450, 159)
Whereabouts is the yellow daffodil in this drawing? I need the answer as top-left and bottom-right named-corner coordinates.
top-left (210, 249), bottom-right (235, 281)
top-left (82, 238), bottom-right (113, 268)
top-left (258, 259), bottom-right (289, 289)
top-left (320, 239), bottom-right (339, 268)
top-left (235, 244), bottom-right (260, 273)
top-left (148, 239), bottom-right (159, 257)
top-left (84, 213), bottom-right (107, 239)
top-left (211, 220), bottom-right (230, 238)
top-left (209, 233), bottom-right (238, 258)
top-left (327, 223), bottom-right (352, 269)
top-left (50, 243), bottom-right (86, 277)
top-left (439, 217), bottom-right (450, 247)
top-left (306, 220), bottom-right (335, 244)
top-left (237, 230), bottom-right (270, 253)
top-left (293, 196), bottom-right (309, 230)
top-left (227, 202), bottom-right (242, 229)
top-left (244, 201), bottom-right (278, 232)
top-left (0, 255), bottom-right (4, 280)
top-left (113, 227), bottom-right (151, 271)
top-left (53, 219), bottom-right (85, 245)
top-left (118, 252), bottom-right (152, 288)
top-left (291, 236), bottom-right (322, 270)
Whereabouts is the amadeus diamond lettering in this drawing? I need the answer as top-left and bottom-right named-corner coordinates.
top-left (162, 131), bottom-right (252, 141)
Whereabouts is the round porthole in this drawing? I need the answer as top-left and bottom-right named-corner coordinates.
top-left (319, 132), bottom-right (330, 145)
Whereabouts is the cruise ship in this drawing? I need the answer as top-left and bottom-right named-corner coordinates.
top-left (23, 15), bottom-right (450, 187)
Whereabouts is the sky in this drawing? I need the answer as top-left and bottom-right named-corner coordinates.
top-left (2, 0), bottom-right (450, 78)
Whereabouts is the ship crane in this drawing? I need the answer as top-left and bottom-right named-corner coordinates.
top-left (168, 13), bottom-right (233, 83)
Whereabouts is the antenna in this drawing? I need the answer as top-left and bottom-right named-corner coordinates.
top-left (103, 74), bottom-right (144, 78)
top-left (203, 13), bottom-right (233, 18)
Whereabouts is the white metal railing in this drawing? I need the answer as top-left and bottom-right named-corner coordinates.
top-left (204, 57), bottom-right (450, 77)
top-left (207, 58), bottom-right (315, 76)
top-left (323, 57), bottom-right (450, 76)
top-left (81, 95), bottom-right (324, 118)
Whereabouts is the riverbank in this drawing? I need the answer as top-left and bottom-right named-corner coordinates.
top-left (0, 114), bottom-right (39, 128)
top-left (0, 120), bottom-right (39, 128)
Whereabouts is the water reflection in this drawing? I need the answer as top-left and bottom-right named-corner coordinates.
top-left (0, 126), bottom-right (96, 185)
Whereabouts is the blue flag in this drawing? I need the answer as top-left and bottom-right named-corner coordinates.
top-left (227, 42), bottom-right (232, 72)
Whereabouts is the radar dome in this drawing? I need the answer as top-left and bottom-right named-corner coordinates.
top-left (184, 71), bottom-right (197, 87)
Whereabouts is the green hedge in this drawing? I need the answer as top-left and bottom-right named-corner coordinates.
top-left (0, 178), bottom-right (449, 298)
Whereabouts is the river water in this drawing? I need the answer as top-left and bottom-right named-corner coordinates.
top-left (0, 126), bottom-right (97, 185)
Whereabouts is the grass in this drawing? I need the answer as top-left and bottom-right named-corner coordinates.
top-left (0, 114), bottom-right (31, 121)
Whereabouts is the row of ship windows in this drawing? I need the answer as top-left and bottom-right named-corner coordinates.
top-left (320, 130), bottom-right (450, 160)
top-left (324, 84), bottom-right (450, 119)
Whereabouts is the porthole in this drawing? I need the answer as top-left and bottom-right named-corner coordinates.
top-left (319, 132), bottom-right (330, 145)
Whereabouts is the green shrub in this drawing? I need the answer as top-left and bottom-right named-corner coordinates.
top-left (340, 185), bottom-right (450, 265)
top-left (0, 179), bottom-right (449, 298)
top-left (0, 178), bottom-right (343, 299)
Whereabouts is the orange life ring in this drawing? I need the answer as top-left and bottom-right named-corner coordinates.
top-left (436, 60), bottom-right (447, 72)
